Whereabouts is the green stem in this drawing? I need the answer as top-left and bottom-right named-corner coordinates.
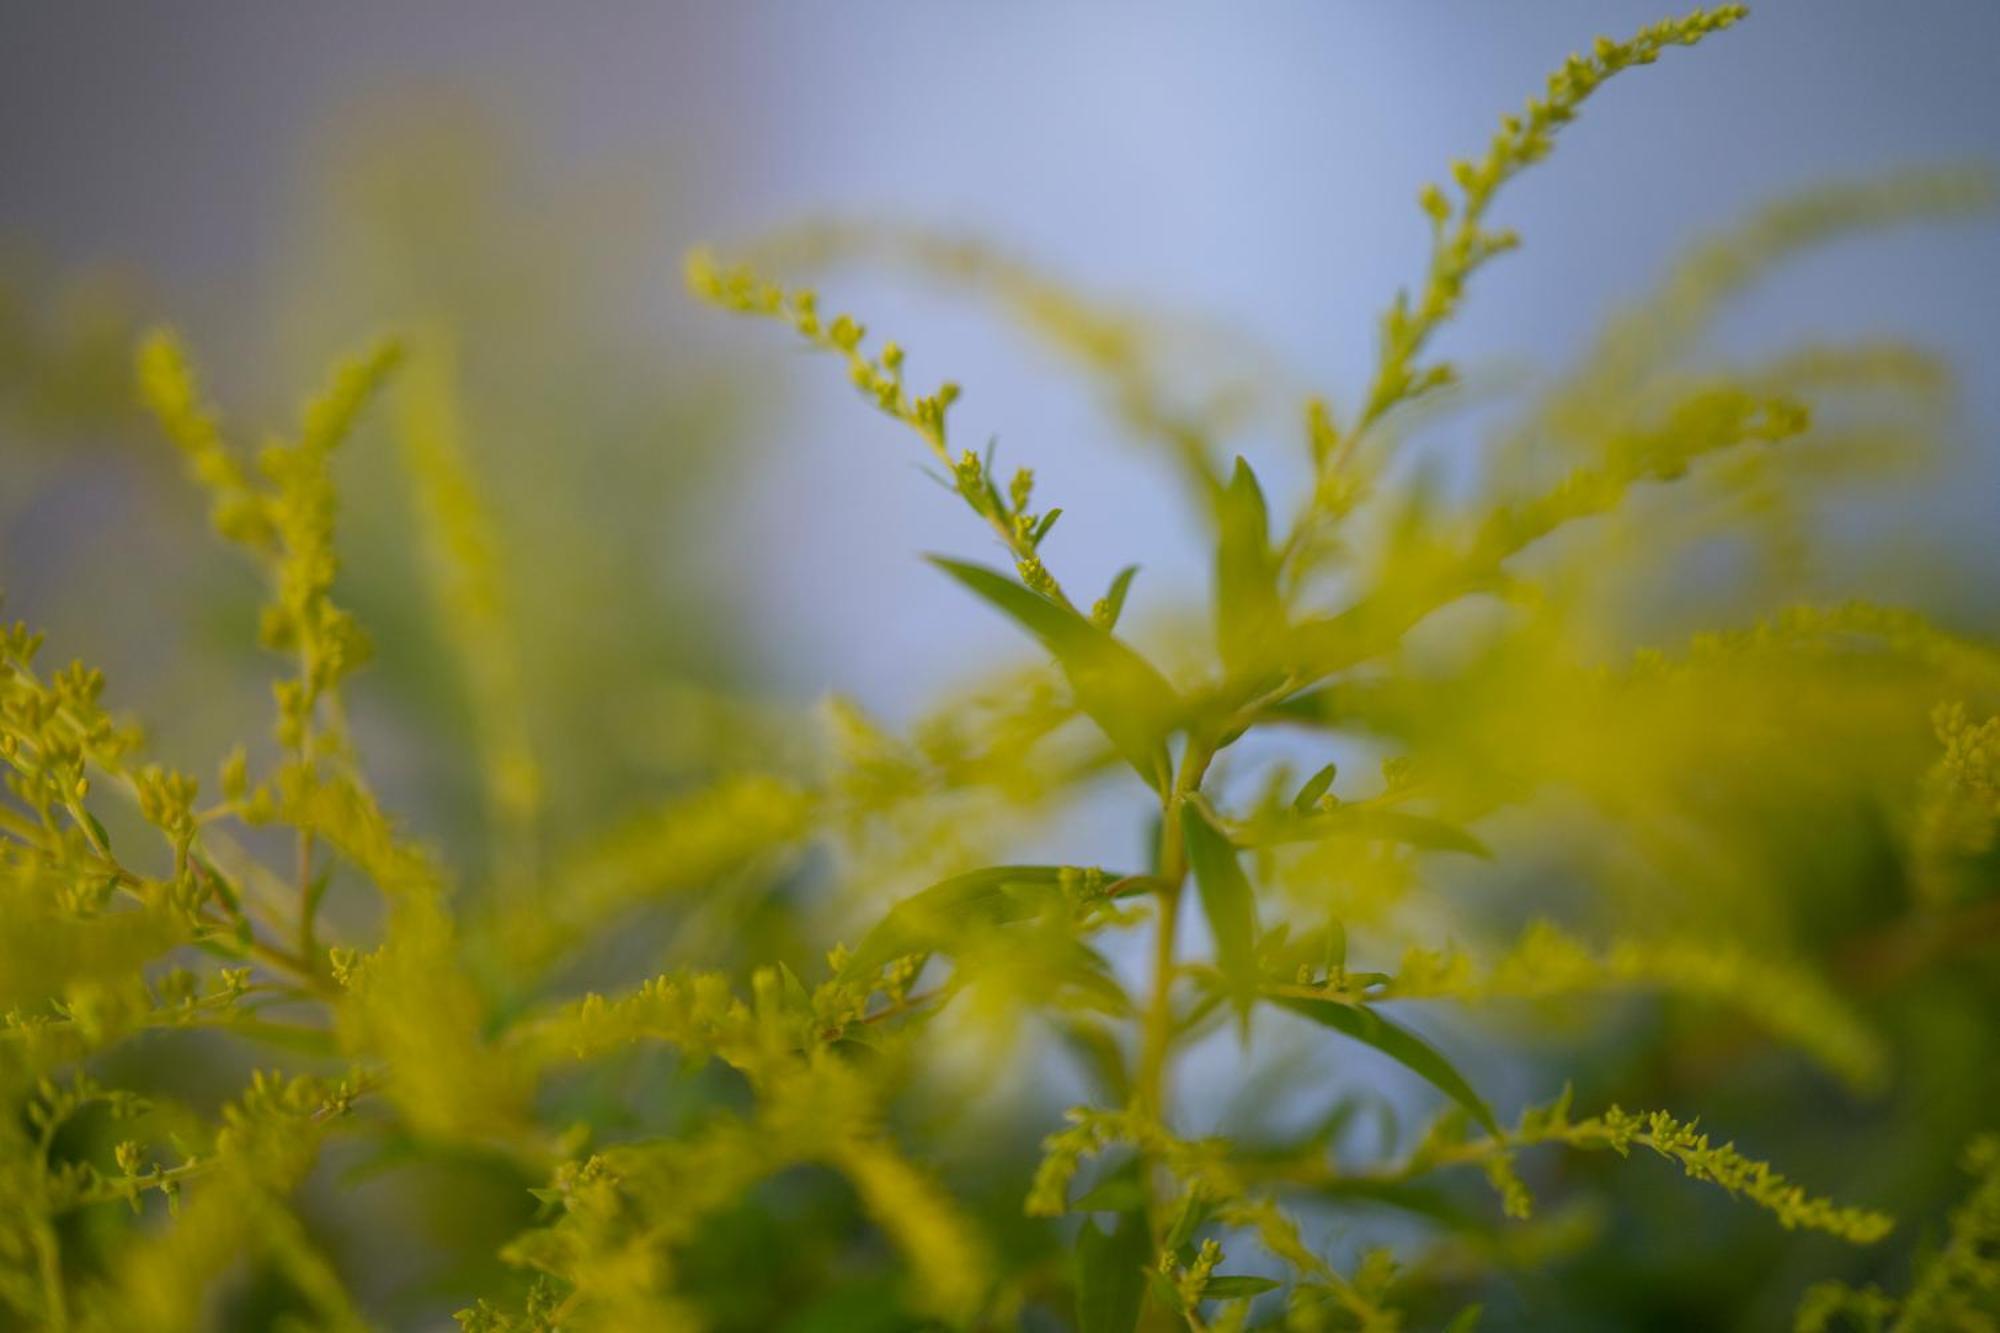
top-left (33, 1219), bottom-right (67, 1332)
top-left (297, 827), bottom-right (324, 969)
top-left (1136, 881), bottom-right (1181, 1121)
top-left (1135, 733), bottom-right (1219, 1244)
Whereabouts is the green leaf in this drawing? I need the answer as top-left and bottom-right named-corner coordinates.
top-left (1048, 941), bottom-right (1138, 1017)
top-left (1163, 1190), bottom-right (1214, 1254)
top-left (1214, 456), bottom-right (1286, 677)
top-left (929, 556), bottom-right (1178, 792)
top-left (839, 866), bottom-right (1132, 1014)
top-left (1181, 802), bottom-right (1259, 1025)
top-left (1292, 762), bottom-right (1338, 812)
top-left (1266, 917), bottom-right (1351, 981)
top-left (1097, 564), bottom-right (1140, 630)
top-left (1269, 993), bottom-right (1498, 1135)
top-left (301, 864), bottom-right (333, 929)
top-left (1054, 1019), bottom-right (1132, 1105)
top-left (839, 865), bottom-right (1073, 981)
top-left (1200, 1275), bottom-right (1282, 1301)
top-left (777, 961), bottom-right (813, 1014)
top-left (194, 855), bottom-right (253, 944)
top-left (1144, 1268), bottom-right (1187, 1320)
top-left (1240, 806), bottom-right (1490, 859)
top-left (1075, 1207), bottom-right (1149, 1333)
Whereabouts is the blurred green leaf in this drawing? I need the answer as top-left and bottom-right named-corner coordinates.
top-left (1075, 1200), bottom-right (1149, 1333)
top-left (1292, 762), bottom-right (1338, 812)
top-left (839, 864), bottom-right (1074, 980)
top-left (1201, 1274), bottom-right (1281, 1300)
top-left (1240, 805), bottom-right (1490, 858)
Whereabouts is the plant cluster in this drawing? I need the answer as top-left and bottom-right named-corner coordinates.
top-left (3, 6), bottom-right (1997, 1331)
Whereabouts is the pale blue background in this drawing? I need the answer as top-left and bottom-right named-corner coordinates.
top-left (3, 0), bottom-right (1997, 714)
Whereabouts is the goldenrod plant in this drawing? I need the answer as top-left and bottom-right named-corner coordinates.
top-left (3, 6), bottom-right (1997, 1330)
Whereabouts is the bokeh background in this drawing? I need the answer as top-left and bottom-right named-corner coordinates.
top-left (6, 0), bottom-right (1999, 712)
top-left (4, 3), bottom-right (2000, 1330)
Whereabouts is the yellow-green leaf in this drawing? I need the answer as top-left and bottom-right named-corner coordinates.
top-left (1241, 805), bottom-right (1490, 858)
top-left (1269, 992), bottom-right (1498, 1135)
top-left (1075, 1180), bottom-right (1149, 1333)
top-left (840, 865), bottom-right (1073, 981)
top-left (1215, 456), bottom-right (1285, 677)
top-left (930, 555), bottom-right (1179, 792)
top-left (1182, 802), bottom-right (1260, 1023)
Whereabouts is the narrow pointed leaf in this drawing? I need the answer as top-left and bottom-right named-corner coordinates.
top-left (1292, 763), bottom-right (1338, 812)
top-left (1181, 802), bottom-right (1259, 1023)
top-left (1054, 1019), bottom-right (1132, 1105)
top-left (1200, 1275), bottom-right (1282, 1301)
top-left (1097, 564), bottom-right (1140, 630)
top-left (1046, 941), bottom-right (1137, 1017)
top-left (1241, 805), bottom-right (1490, 858)
top-left (1214, 456), bottom-right (1285, 676)
top-left (1269, 993), bottom-right (1498, 1135)
top-left (929, 556), bottom-right (1072, 641)
top-left (777, 961), bottom-right (813, 1014)
top-left (1322, 918), bottom-right (1347, 978)
top-left (1163, 1190), bottom-right (1214, 1254)
top-left (930, 555), bottom-right (1178, 792)
top-left (1144, 1269), bottom-right (1187, 1321)
top-left (1075, 1201), bottom-right (1149, 1333)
